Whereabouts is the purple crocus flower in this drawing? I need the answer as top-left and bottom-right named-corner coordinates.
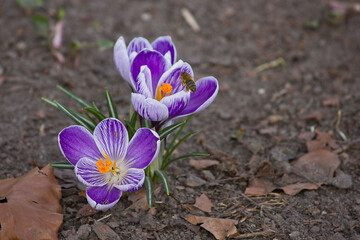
top-left (113, 36), bottom-right (177, 90)
top-left (58, 118), bottom-right (160, 210)
top-left (129, 50), bottom-right (219, 125)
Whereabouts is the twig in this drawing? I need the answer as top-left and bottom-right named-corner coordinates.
top-left (333, 138), bottom-right (360, 154)
top-left (255, 57), bottom-right (285, 73)
top-left (97, 213), bottom-right (112, 222)
top-left (230, 228), bottom-right (276, 239)
top-left (181, 8), bottom-right (200, 32)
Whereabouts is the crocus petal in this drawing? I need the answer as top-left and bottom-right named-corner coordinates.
top-left (157, 60), bottom-right (193, 94)
top-left (135, 66), bottom-right (153, 98)
top-left (152, 36), bottom-right (177, 65)
top-left (131, 93), bottom-right (169, 121)
top-left (124, 128), bottom-right (160, 169)
top-left (177, 76), bottom-right (219, 118)
top-left (86, 185), bottom-right (122, 210)
top-left (131, 49), bottom-right (170, 94)
top-left (114, 168), bottom-right (145, 192)
top-left (75, 157), bottom-right (107, 187)
top-left (127, 37), bottom-right (152, 57)
top-left (58, 125), bottom-right (102, 166)
top-left (93, 118), bottom-right (129, 162)
top-left (114, 36), bottom-right (133, 88)
top-left (160, 91), bottom-right (190, 119)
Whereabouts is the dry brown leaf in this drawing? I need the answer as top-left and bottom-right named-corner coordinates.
top-left (76, 204), bottom-right (98, 218)
top-left (126, 187), bottom-right (161, 211)
top-left (291, 149), bottom-right (340, 182)
top-left (184, 215), bottom-right (238, 239)
top-left (300, 111), bottom-right (323, 122)
top-left (244, 177), bottom-right (276, 195)
top-left (194, 193), bottom-right (214, 213)
top-left (189, 159), bottom-right (219, 170)
top-left (0, 166), bottom-right (63, 240)
top-left (306, 130), bottom-right (339, 152)
top-left (322, 97), bottom-right (339, 108)
top-left (280, 183), bottom-right (320, 195)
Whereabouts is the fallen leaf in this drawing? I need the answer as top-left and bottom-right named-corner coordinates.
top-left (126, 187), bottom-right (161, 211)
top-left (268, 115), bottom-right (284, 124)
top-left (194, 193), bottom-right (214, 213)
top-left (189, 159), bottom-right (219, 170)
top-left (76, 204), bottom-right (98, 218)
top-left (245, 177), bottom-right (276, 195)
top-left (306, 130), bottom-right (339, 152)
top-left (0, 166), bottom-right (63, 240)
top-left (184, 215), bottom-right (238, 239)
top-left (300, 111), bottom-right (323, 122)
top-left (322, 97), bottom-right (339, 108)
top-left (93, 220), bottom-right (120, 240)
top-left (291, 149), bottom-right (340, 182)
top-left (280, 182), bottom-right (320, 195)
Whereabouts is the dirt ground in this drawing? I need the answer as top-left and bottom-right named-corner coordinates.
top-left (1, 0), bottom-right (360, 239)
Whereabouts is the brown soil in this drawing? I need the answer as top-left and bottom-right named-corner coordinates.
top-left (1, 0), bottom-right (359, 239)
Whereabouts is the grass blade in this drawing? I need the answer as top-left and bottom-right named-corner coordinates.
top-left (159, 121), bottom-right (186, 140)
top-left (105, 88), bottom-right (118, 119)
top-left (49, 162), bottom-right (74, 169)
top-left (130, 111), bottom-right (138, 128)
top-left (166, 115), bottom-right (194, 155)
top-left (162, 152), bottom-right (210, 170)
top-left (57, 85), bottom-right (93, 108)
top-left (144, 176), bottom-right (154, 208)
top-left (154, 170), bottom-right (170, 195)
top-left (54, 101), bottom-right (96, 132)
top-left (124, 119), bottom-right (136, 140)
top-left (163, 131), bottom-right (197, 164)
top-left (84, 107), bottom-right (106, 121)
top-left (142, 119), bottom-right (152, 129)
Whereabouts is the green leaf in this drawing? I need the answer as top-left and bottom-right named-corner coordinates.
top-left (105, 88), bottom-right (118, 119)
top-left (92, 102), bottom-right (100, 112)
top-left (130, 111), bottom-right (138, 129)
top-left (97, 39), bottom-right (114, 51)
top-left (166, 115), bottom-right (194, 153)
top-left (82, 109), bottom-right (97, 125)
top-left (57, 85), bottom-right (93, 108)
top-left (162, 152), bottom-right (210, 170)
top-left (144, 176), bottom-right (154, 208)
top-left (49, 162), bottom-right (74, 169)
top-left (124, 120), bottom-right (136, 140)
top-left (84, 107), bottom-right (106, 121)
top-left (32, 14), bottom-right (50, 37)
top-left (159, 121), bottom-right (186, 140)
top-left (154, 170), bottom-right (170, 195)
top-left (142, 119), bottom-right (152, 129)
top-left (16, 0), bottom-right (43, 9)
top-left (163, 131), bottom-right (197, 164)
top-left (41, 97), bottom-right (57, 108)
top-left (54, 101), bottom-right (96, 132)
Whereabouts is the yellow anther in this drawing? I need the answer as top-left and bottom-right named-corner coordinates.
top-left (156, 83), bottom-right (172, 101)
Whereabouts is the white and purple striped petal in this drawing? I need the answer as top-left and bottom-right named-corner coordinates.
top-left (131, 93), bottom-right (169, 121)
top-left (86, 185), bottom-right (122, 210)
top-left (58, 125), bottom-right (102, 166)
top-left (157, 60), bottom-right (193, 94)
top-left (177, 76), bottom-right (219, 118)
top-left (114, 36), bottom-right (133, 88)
top-left (127, 37), bottom-right (152, 61)
top-left (135, 66), bottom-right (153, 98)
top-left (114, 168), bottom-right (145, 192)
top-left (124, 128), bottom-right (160, 169)
top-left (160, 91), bottom-right (190, 119)
top-left (75, 157), bottom-right (107, 187)
top-left (93, 118), bottom-right (129, 162)
top-left (130, 49), bottom-right (170, 94)
top-left (152, 36), bottom-right (177, 65)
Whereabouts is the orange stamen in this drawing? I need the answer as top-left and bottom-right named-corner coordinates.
top-left (156, 83), bottom-right (172, 101)
top-left (97, 152), bottom-right (118, 174)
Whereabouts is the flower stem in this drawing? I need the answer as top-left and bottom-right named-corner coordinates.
top-left (148, 139), bottom-right (164, 179)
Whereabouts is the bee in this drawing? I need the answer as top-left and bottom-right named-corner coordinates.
top-left (180, 72), bottom-right (197, 93)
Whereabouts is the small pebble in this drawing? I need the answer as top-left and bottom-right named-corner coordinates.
top-left (310, 226), bottom-right (320, 233)
top-left (289, 231), bottom-right (301, 239)
top-left (77, 224), bottom-right (91, 240)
